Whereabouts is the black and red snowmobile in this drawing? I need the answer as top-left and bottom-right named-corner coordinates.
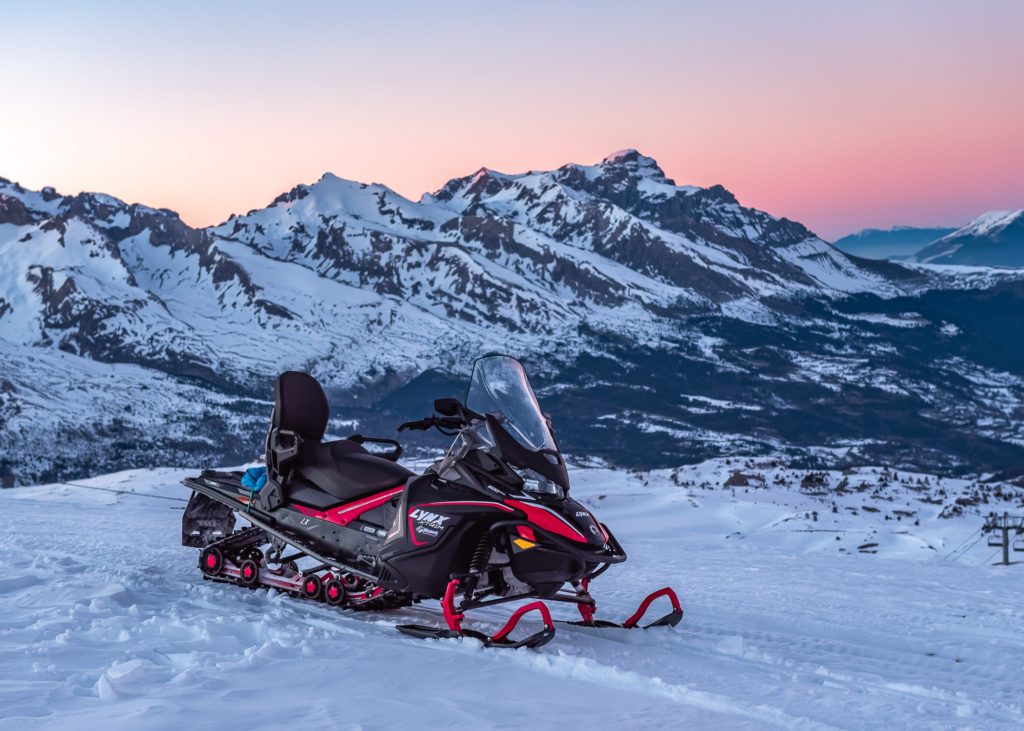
top-left (182, 354), bottom-right (681, 648)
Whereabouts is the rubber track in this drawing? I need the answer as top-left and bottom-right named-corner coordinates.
top-left (203, 526), bottom-right (268, 559)
top-left (199, 528), bottom-right (414, 611)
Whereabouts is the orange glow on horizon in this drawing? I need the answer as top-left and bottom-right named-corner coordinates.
top-left (2, 2), bottom-right (1021, 241)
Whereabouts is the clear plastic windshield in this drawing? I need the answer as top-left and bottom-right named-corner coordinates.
top-left (465, 355), bottom-right (556, 453)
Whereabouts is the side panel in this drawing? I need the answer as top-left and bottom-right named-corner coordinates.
top-left (378, 476), bottom-right (513, 597)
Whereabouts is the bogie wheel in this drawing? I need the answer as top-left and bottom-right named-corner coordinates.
top-left (200, 547), bottom-right (223, 577)
top-left (302, 574), bottom-right (323, 601)
top-left (324, 579), bottom-right (346, 607)
top-left (238, 558), bottom-right (260, 588)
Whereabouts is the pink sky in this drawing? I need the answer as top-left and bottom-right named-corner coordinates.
top-left (3, 1), bottom-right (1022, 240)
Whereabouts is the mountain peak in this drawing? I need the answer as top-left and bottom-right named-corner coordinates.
top-left (600, 149), bottom-right (666, 179)
top-left (954, 208), bottom-right (1023, 238)
top-left (603, 149), bottom-right (640, 164)
top-left (602, 148), bottom-right (644, 164)
top-left (912, 208), bottom-right (1024, 266)
top-left (316, 172), bottom-right (348, 186)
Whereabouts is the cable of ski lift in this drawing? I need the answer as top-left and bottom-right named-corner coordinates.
top-left (58, 480), bottom-right (189, 502)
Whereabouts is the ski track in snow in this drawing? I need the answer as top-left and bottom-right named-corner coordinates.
top-left (1, 467), bottom-right (1023, 730)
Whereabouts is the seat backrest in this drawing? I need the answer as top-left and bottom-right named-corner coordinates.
top-left (273, 371), bottom-right (329, 442)
top-left (265, 372), bottom-right (329, 494)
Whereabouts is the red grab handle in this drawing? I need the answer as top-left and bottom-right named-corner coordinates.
top-left (491, 601), bottom-right (554, 642)
top-left (623, 587), bottom-right (682, 628)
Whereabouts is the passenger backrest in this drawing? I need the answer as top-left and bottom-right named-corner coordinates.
top-left (265, 371), bottom-right (329, 489)
top-left (273, 371), bottom-right (329, 441)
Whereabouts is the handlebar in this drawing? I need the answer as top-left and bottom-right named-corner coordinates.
top-left (348, 434), bottom-right (403, 461)
top-left (397, 415), bottom-right (464, 433)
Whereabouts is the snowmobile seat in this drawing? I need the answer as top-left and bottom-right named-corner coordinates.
top-left (298, 441), bottom-right (413, 502)
top-left (287, 478), bottom-right (346, 510)
top-left (266, 371), bottom-right (413, 504)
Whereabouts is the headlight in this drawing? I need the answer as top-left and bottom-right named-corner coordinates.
top-left (514, 468), bottom-right (563, 498)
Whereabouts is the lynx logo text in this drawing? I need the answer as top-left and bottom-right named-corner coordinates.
top-left (409, 509), bottom-right (452, 530)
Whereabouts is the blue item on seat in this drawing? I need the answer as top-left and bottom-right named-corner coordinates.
top-left (241, 466), bottom-right (267, 491)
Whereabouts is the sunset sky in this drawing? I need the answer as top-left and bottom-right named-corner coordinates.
top-left (3, 1), bottom-right (1022, 241)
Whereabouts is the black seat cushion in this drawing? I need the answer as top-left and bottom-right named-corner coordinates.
top-left (297, 439), bottom-right (414, 502)
top-left (286, 478), bottom-right (342, 511)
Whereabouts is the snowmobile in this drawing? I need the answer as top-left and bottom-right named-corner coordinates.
top-left (182, 355), bottom-right (682, 648)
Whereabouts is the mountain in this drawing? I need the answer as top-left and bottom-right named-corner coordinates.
top-left (911, 209), bottom-right (1024, 267)
top-left (831, 226), bottom-right (957, 260)
top-left (2, 152), bottom-right (1024, 485)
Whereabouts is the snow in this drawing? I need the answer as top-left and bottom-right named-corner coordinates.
top-left (950, 209), bottom-right (1022, 239)
top-left (679, 393), bottom-right (763, 412)
top-left (910, 209), bottom-right (1024, 265)
top-left (840, 312), bottom-right (928, 329)
top-left (2, 462), bottom-right (1023, 728)
top-left (603, 149), bottom-right (637, 164)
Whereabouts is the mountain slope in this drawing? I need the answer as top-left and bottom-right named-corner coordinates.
top-left (912, 209), bottom-right (1024, 267)
top-left (832, 225), bottom-right (957, 260)
top-left (2, 156), bottom-right (1024, 484)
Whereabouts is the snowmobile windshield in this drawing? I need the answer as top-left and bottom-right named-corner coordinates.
top-left (465, 355), bottom-right (556, 453)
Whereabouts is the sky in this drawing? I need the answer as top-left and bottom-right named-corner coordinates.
top-left (2, 0), bottom-right (1022, 241)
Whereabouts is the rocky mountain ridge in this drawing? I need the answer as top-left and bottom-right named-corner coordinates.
top-left (831, 226), bottom-right (958, 260)
top-left (912, 209), bottom-right (1024, 267)
top-left (2, 152), bottom-right (1023, 484)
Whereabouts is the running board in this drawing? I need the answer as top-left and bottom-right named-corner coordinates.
top-left (240, 511), bottom-right (379, 583)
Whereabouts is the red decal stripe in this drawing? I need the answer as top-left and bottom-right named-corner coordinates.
top-left (409, 515), bottom-right (428, 546)
top-left (504, 499), bottom-right (587, 543)
top-left (293, 486), bottom-right (404, 526)
top-left (413, 501), bottom-right (514, 511)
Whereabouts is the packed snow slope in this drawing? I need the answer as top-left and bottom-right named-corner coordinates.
top-left (2, 463), bottom-right (1023, 729)
top-left (3, 151), bottom-right (1024, 483)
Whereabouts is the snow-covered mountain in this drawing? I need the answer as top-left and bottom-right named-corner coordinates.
top-left (912, 209), bottom-right (1024, 267)
top-left (1, 152), bottom-right (907, 385)
top-left (2, 153), bottom-right (1024, 484)
top-left (831, 225), bottom-right (957, 260)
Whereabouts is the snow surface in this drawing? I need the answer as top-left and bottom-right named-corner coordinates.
top-left (2, 462), bottom-right (1023, 729)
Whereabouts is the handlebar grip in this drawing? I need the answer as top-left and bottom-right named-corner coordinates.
top-left (398, 418), bottom-right (432, 432)
top-left (397, 414), bottom-right (466, 433)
